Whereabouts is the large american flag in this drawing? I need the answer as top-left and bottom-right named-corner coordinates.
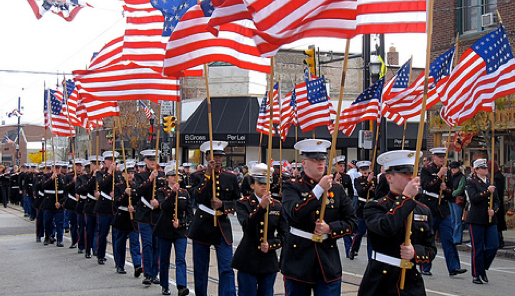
top-left (73, 35), bottom-right (181, 102)
top-left (383, 47), bottom-right (455, 120)
top-left (206, 0), bottom-right (426, 56)
top-left (339, 77), bottom-right (383, 137)
top-left (440, 25), bottom-right (515, 126)
top-left (44, 89), bottom-right (76, 137)
top-left (296, 77), bottom-right (335, 132)
top-left (162, 2), bottom-right (275, 77)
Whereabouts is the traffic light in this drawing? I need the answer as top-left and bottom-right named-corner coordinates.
top-left (304, 46), bottom-right (316, 76)
top-left (163, 116), bottom-right (176, 133)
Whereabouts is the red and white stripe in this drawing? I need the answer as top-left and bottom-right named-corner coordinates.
top-left (338, 99), bottom-right (380, 137)
top-left (279, 90), bottom-right (297, 140)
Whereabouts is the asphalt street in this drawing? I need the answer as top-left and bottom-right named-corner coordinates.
top-left (1, 206), bottom-right (514, 296)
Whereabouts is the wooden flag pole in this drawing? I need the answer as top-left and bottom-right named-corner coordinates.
top-left (264, 57), bottom-right (275, 244)
top-left (438, 126), bottom-right (453, 205)
top-left (175, 100), bottom-right (181, 223)
top-left (258, 132), bottom-right (263, 163)
top-left (401, 56), bottom-right (413, 150)
top-left (204, 64), bottom-right (218, 227)
top-left (278, 78), bottom-right (283, 198)
top-left (62, 79), bottom-right (77, 177)
top-left (152, 102), bottom-right (162, 201)
top-left (366, 121), bottom-right (381, 202)
top-left (400, 0), bottom-right (435, 289)
top-left (313, 40), bottom-right (351, 243)
top-left (489, 112), bottom-right (496, 222)
top-left (116, 117), bottom-right (133, 220)
top-left (112, 119), bottom-right (116, 193)
top-left (95, 126), bottom-right (100, 195)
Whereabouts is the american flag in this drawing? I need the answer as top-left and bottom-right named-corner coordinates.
top-left (339, 77), bottom-right (383, 137)
top-left (75, 95), bottom-right (103, 130)
top-left (206, 0), bottom-right (426, 56)
top-left (279, 88), bottom-right (297, 140)
top-left (73, 35), bottom-right (181, 103)
top-left (381, 58), bottom-right (411, 125)
top-left (256, 93), bottom-right (274, 135)
top-left (59, 79), bottom-right (81, 127)
top-left (440, 25), bottom-right (515, 126)
top-left (138, 100), bottom-right (154, 120)
top-left (206, 0), bottom-right (252, 35)
top-left (296, 77), bottom-right (335, 132)
top-left (383, 47), bottom-right (455, 120)
top-left (266, 83), bottom-right (281, 125)
top-left (151, 0), bottom-right (197, 37)
top-left (44, 89), bottom-right (76, 137)
top-left (27, 0), bottom-right (90, 21)
top-left (162, 2), bottom-right (275, 77)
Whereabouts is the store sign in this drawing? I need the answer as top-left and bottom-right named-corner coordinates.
top-left (184, 134), bottom-right (207, 144)
top-left (226, 134), bottom-right (246, 144)
top-left (183, 134), bottom-right (246, 145)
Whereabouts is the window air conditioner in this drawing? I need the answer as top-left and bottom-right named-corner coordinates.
top-left (482, 13), bottom-right (494, 27)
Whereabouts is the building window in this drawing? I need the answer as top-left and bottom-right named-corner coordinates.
top-left (460, 0), bottom-right (497, 34)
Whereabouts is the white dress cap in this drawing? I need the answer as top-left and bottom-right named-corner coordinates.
top-left (199, 141), bottom-right (228, 154)
top-left (249, 163), bottom-right (271, 183)
top-left (164, 165), bottom-right (177, 176)
top-left (473, 158), bottom-right (488, 169)
top-left (271, 161), bottom-right (281, 167)
top-left (294, 139), bottom-right (331, 153)
top-left (332, 155), bottom-right (346, 165)
top-left (377, 150), bottom-right (422, 170)
top-left (182, 163), bottom-right (192, 167)
top-left (356, 161), bottom-right (372, 169)
top-left (247, 161), bottom-right (259, 168)
top-left (102, 151), bottom-right (120, 159)
top-left (88, 155), bottom-right (104, 162)
top-left (429, 147), bottom-right (447, 155)
top-left (140, 149), bottom-right (161, 158)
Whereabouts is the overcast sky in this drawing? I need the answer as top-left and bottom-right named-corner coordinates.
top-left (0, 0), bottom-right (427, 127)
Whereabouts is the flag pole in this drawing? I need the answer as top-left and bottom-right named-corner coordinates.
top-left (116, 117), bottom-right (133, 220)
top-left (175, 99), bottom-right (181, 223)
top-left (400, 0), bottom-right (435, 289)
top-left (264, 57), bottom-right (275, 244)
top-left (401, 56), bottom-right (414, 149)
top-left (95, 126), bottom-right (100, 195)
top-left (278, 77), bottom-right (283, 199)
top-left (313, 40), bottom-right (351, 243)
top-left (112, 118), bottom-right (116, 193)
top-left (258, 132), bottom-right (263, 163)
top-left (62, 78), bottom-right (77, 177)
top-left (203, 63), bottom-right (218, 227)
top-left (152, 102), bottom-right (162, 201)
top-left (438, 126), bottom-right (453, 205)
top-left (366, 120), bottom-right (381, 201)
top-left (489, 111), bottom-right (496, 222)
top-left (47, 88), bottom-right (59, 203)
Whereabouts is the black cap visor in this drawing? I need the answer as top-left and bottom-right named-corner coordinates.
top-left (387, 165), bottom-right (415, 173)
top-left (302, 152), bottom-right (327, 160)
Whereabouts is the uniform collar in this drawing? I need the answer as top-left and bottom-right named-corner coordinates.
top-left (302, 172), bottom-right (318, 187)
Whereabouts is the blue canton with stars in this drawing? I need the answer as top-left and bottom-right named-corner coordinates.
top-left (290, 89), bottom-right (297, 110)
top-left (306, 77), bottom-right (328, 105)
top-left (391, 58), bottom-right (411, 91)
top-left (473, 25), bottom-right (514, 74)
top-left (429, 46), bottom-right (455, 87)
top-left (259, 92), bottom-right (268, 114)
top-left (63, 79), bottom-right (75, 101)
top-left (44, 90), bottom-right (63, 116)
top-left (152, 0), bottom-right (198, 37)
top-left (200, 0), bottom-right (214, 17)
top-left (352, 77), bottom-right (384, 105)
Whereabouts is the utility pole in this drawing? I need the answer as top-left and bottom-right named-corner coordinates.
top-left (362, 35), bottom-right (371, 160)
top-left (16, 96), bottom-right (21, 166)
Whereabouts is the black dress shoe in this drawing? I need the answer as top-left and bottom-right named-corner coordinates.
top-left (98, 259), bottom-right (105, 265)
top-left (78, 249), bottom-right (84, 254)
top-left (134, 266), bottom-right (143, 278)
top-left (69, 243), bottom-right (77, 249)
top-left (152, 277), bottom-right (160, 285)
top-left (142, 275), bottom-right (152, 285)
top-left (116, 267), bottom-right (127, 274)
top-left (36, 237), bottom-right (41, 243)
top-left (85, 251), bottom-right (92, 259)
top-left (162, 288), bottom-right (171, 295)
top-left (50, 237), bottom-right (55, 244)
top-left (93, 250), bottom-right (98, 256)
top-left (473, 276), bottom-right (484, 284)
top-left (56, 242), bottom-right (64, 247)
top-left (348, 250), bottom-right (357, 260)
top-left (178, 286), bottom-right (189, 296)
top-left (449, 268), bottom-right (467, 276)
top-left (480, 274), bottom-right (488, 283)
top-left (420, 271), bottom-right (432, 276)
top-left (64, 228), bottom-right (70, 233)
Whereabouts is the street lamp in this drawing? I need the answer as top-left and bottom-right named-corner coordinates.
top-left (369, 56), bottom-right (382, 82)
top-left (41, 138), bottom-right (45, 164)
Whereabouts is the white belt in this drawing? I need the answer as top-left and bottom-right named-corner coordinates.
top-left (87, 193), bottom-right (96, 200)
top-left (199, 204), bottom-right (216, 216)
top-left (12, 186), bottom-right (19, 188)
top-left (422, 190), bottom-right (439, 198)
top-left (290, 226), bottom-right (327, 241)
top-left (140, 197), bottom-right (153, 208)
top-left (38, 191), bottom-right (44, 196)
top-left (100, 191), bottom-right (112, 201)
top-left (68, 194), bottom-right (77, 201)
top-left (80, 195), bottom-right (87, 200)
top-left (118, 206), bottom-right (128, 212)
top-left (358, 197), bottom-right (367, 202)
top-left (44, 190), bottom-right (63, 194)
top-left (271, 193), bottom-right (280, 197)
top-left (371, 251), bottom-right (413, 268)
top-left (28, 183), bottom-right (33, 186)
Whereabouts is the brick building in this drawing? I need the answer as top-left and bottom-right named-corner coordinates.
top-left (0, 125), bottom-right (46, 166)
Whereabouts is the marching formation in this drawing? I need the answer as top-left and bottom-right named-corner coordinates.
top-left (2, 137), bottom-right (505, 296)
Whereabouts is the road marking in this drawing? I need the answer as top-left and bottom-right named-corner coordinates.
top-left (0, 233), bottom-right (33, 238)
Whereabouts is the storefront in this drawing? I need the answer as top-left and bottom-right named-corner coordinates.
top-left (179, 96), bottom-right (427, 168)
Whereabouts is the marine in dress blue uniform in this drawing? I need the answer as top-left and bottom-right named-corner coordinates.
top-left (232, 163), bottom-right (288, 296)
top-left (465, 159), bottom-right (500, 284)
top-left (419, 148), bottom-right (466, 276)
top-left (187, 141), bottom-right (239, 296)
top-left (281, 139), bottom-right (357, 296)
top-left (41, 162), bottom-right (66, 247)
top-left (358, 150), bottom-right (437, 296)
top-left (154, 165), bottom-right (193, 296)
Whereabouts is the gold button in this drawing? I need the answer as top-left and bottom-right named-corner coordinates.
top-left (390, 209), bottom-right (393, 212)
top-left (383, 270), bottom-right (387, 274)
top-left (260, 230), bottom-right (263, 233)
top-left (402, 196), bottom-right (406, 199)
top-left (333, 232), bottom-right (336, 235)
top-left (417, 256), bottom-right (420, 259)
top-left (216, 193), bottom-right (220, 197)
top-left (216, 181), bottom-right (220, 184)
top-left (200, 215), bottom-right (203, 218)
top-left (296, 205), bottom-right (299, 208)
top-left (316, 210), bottom-right (319, 214)
top-left (396, 202), bottom-right (400, 205)
top-left (217, 187), bottom-right (220, 190)
top-left (293, 245), bottom-right (297, 248)
top-left (257, 246), bottom-right (261, 249)
top-left (420, 227), bottom-right (424, 232)
top-left (346, 229), bottom-right (349, 232)
top-left (260, 222), bottom-right (264, 225)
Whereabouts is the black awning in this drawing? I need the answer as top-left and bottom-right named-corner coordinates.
top-left (180, 96), bottom-right (426, 149)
